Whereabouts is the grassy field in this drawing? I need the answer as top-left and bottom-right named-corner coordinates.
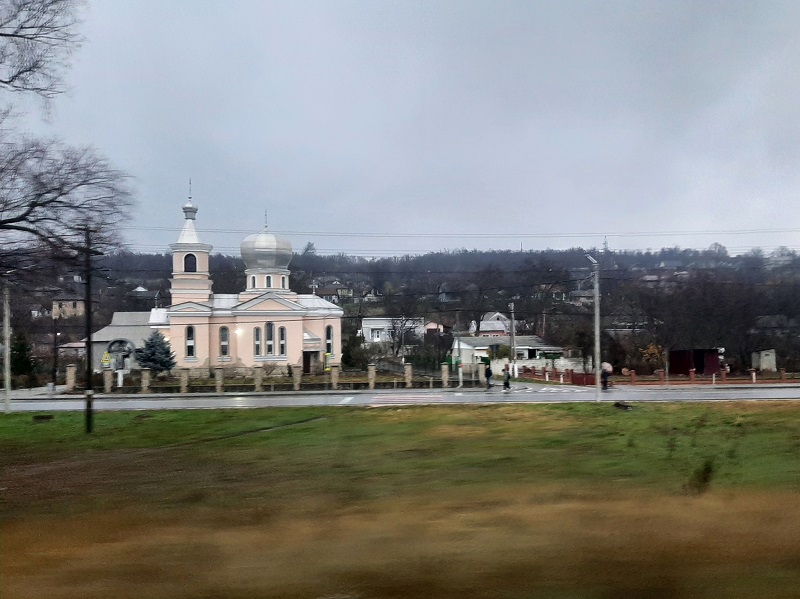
top-left (3, 402), bottom-right (800, 598)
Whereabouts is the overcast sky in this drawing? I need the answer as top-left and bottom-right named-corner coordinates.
top-left (19, 0), bottom-right (800, 257)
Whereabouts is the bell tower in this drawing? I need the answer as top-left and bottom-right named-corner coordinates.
top-left (169, 199), bottom-right (213, 304)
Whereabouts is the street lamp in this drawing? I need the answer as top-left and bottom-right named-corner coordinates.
top-left (51, 318), bottom-right (61, 385)
top-left (586, 254), bottom-right (601, 402)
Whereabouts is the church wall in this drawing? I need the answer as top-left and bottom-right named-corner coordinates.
top-left (304, 316), bottom-right (343, 362)
top-left (169, 317), bottom-right (213, 369)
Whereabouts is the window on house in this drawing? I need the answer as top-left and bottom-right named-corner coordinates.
top-left (219, 326), bottom-right (229, 357)
top-left (186, 326), bottom-right (195, 357)
top-left (266, 275), bottom-right (272, 288)
top-left (281, 276), bottom-right (287, 289)
top-left (326, 325), bottom-right (333, 354)
top-left (72, 301), bottom-right (77, 309)
top-left (250, 275), bottom-right (256, 288)
top-left (254, 327), bottom-right (262, 356)
top-left (184, 253), bottom-right (197, 273)
top-left (372, 329), bottom-right (382, 342)
top-left (279, 327), bottom-right (286, 355)
top-left (266, 322), bottom-right (274, 355)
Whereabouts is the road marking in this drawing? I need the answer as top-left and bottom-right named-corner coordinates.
top-left (339, 396), bottom-right (354, 404)
top-left (370, 394), bottom-right (446, 405)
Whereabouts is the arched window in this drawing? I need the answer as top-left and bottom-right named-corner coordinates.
top-left (326, 325), bottom-right (334, 355)
top-left (266, 275), bottom-right (272, 288)
top-left (250, 275), bottom-right (256, 288)
top-left (184, 253), bottom-right (197, 273)
top-left (265, 322), bottom-right (274, 355)
top-left (253, 327), bottom-right (262, 356)
top-left (186, 326), bottom-right (195, 357)
top-left (281, 276), bottom-right (287, 289)
top-left (279, 327), bottom-right (287, 355)
top-left (219, 326), bottom-right (229, 357)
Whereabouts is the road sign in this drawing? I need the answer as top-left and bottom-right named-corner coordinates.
top-left (101, 351), bottom-right (111, 368)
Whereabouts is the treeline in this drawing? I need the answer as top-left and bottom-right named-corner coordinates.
top-left (85, 244), bottom-right (800, 373)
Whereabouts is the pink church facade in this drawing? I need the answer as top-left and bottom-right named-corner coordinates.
top-left (149, 202), bottom-right (342, 374)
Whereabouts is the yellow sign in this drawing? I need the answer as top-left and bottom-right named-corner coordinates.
top-left (101, 351), bottom-right (112, 367)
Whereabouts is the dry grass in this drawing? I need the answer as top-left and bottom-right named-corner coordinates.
top-left (5, 488), bottom-right (800, 598)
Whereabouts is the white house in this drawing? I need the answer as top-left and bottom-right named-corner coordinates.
top-left (469, 312), bottom-right (512, 336)
top-left (359, 317), bottom-right (426, 344)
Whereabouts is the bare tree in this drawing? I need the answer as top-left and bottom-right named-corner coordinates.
top-left (0, 0), bottom-right (81, 98)
top-left (0, 136), bottom-right (130, 256)
top-left (0, 0), bottom-right (131, 274)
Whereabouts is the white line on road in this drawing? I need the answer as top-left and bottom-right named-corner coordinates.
top-left (339, 396), bottom-right (354, 404)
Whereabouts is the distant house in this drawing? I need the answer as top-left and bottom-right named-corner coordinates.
top-left (315, 287), bottom-right (340, 304)
top-left (52, 296), bottom-right (85, 319)
top-left (569, 289), bottom-right (595, 306)
top-left (451, 335), bottom-right (563, 365)
top-left (30, 304), bottom-right (51, 319)
top-left (360, 317), bottom-right (427, 344)
top-left (125, 286), bottom-right (162, 310)
top-left (469, 312), bottom-right (513, 336)
top-left (58, 341), bottom-right (86, 359)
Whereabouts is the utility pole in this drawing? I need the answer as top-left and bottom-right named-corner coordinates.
top-left (51, 316), bottom-right (59, 386)
top-left (456, 312), bottom-right (462, 387)
top-left (3, 282), bottom-right (10, 414)
top-left (83, 227), bottom-right (103, 433)
top-left (84, 227), bottom-right (93, 432)
top-left (586, 255), bottom-right (601, 402)
top-left (509, 301), bottom-right (516, 377)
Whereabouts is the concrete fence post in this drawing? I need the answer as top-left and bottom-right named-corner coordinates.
top-left (780, 368), bottom-right (787, 381)
top-left (689, 368), bottom-right (696, 384)
top-left (254, 366), bottom-right (263, 392)
top-left (215, 367), bottom-right (224, 393)
top-left (180, 368), bottom-right (190, 393)
top-left (103, 369), bottom-right (112, 393)
top-left (330, 364), bottom-right (340, 390)
top-left (440, 363), bottom-right (449, 388)
top-left (630, 370), bottom-right (636, 385)
top-left (141, 368), bottom-right (151, 394)
top-left (404, 364), bottom-right (413, 388)
top-left (292, 365), bottom-right (302, 390)
top-left (66, 364), bottom-right (76, 392)
top-left (368, 364), bottom-right (376, 390)
top-left (749, 368), bottom-right (757, 384)
top-left (656, 369), bottom-right (665, 385)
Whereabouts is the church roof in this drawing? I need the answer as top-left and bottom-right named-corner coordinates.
top-left (241, 227), bottom-right (293, 270)
top-left (92, 312), bottom-right (152, 345)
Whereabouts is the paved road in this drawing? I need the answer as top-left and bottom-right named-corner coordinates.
top-left (5, 383), bottom-right (800, 412)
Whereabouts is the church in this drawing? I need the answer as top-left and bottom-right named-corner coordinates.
top-left (145, 201), bottom-right (343, 375)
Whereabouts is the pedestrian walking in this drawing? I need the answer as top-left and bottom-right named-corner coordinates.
top-left (485, 365), bottom-right (493, 389)
top-left (503, 364), bottom-right (511, 390)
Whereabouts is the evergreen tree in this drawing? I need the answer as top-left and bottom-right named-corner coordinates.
top-left (135, 331), bottom-right (176, 374)
top-left (10, 332), bottom-right (35, 376)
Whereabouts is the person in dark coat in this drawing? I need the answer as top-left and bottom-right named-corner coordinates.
top-left (485, 365), bottom-right (493, 389)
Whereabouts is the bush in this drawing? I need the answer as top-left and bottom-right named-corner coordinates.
top-left (684, 458), bottom-right (715, 495)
